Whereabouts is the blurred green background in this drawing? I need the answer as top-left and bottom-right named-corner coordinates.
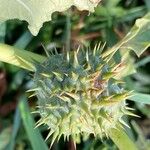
top-left (0, 0), bottom-right (150, 150)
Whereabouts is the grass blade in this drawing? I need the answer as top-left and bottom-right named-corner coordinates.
top-left (7, 107), bottom-right (21, 150)
top-left (14, 31), bottom-right (33, 49)
top-left (19, 96), bottom-right (48, 150)
top-left (0, 22), bottom-right (6, 42)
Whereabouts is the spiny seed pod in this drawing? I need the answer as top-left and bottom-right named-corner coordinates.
top-left (32, 44), bottom-right (133, 146)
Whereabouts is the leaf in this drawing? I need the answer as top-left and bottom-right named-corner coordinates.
top-left (135, 56), bottom-right (150, 67)
top-left (121, 12), bottom-right (150, 56)
top-left (144, 0), bottom-right (150, 10)
top-left (0, 127), bottom-right (12, 150)
top-left (19, 96), bottom-right (48, 150)
top-left (7, 107), bottom-right (21, 150)
top-left (109, 127), bottom-right (138, 150)
top-left (14, 31), bottom-right (33, 49)
top-left (0, 43), bottom-right (46, 71)
top-left (131, 121), bottom-right (149, 150)
top-left (0, 0), bottom-right (99, 36)
top-left (114, 49), bottom-right (136, 79)
top-left (129, 92), bottom-right (150, 104)
top-left (0, 22), bottom-right (6, 42)
top-left (103, 12), bottom-right (150, 58)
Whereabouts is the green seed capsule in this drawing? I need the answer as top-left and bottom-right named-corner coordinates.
top-left (33, 45), bottom-right (133, 144)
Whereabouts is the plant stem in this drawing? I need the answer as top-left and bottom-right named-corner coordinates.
top-left (68, 138), bottom-right (76, 150)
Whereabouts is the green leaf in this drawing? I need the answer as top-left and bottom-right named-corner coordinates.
top-left (7, 107), bottom-right (21, 150)
top-left (129, 92), bottom-right (150, 104)
top-left (0, 0), bottom-right (99, 36)
top-left (104, 12), bottom-right (150, 58)
top-left (131, 121), bottom-right (149, 150)
top-left (0, 127), bottom-right (12, 150)
top-left (0, 22), bottom-right (6, 42)
top-left (109, 128), bottom-right (138, 150)
top-left (135, 56), bottom-right (150, 67)
top-left (144, 0), bottom-right (150, 10)
top-left (0, 43), bottom-right (46, 71)
top-left (121, 12), bottom-right (150, 56)
top-left (14, 31), bottom-right (33, 49)
top-left (19, 96), bottom-right (48, 150)
top-left (115, 49), bottom-right (136, 79)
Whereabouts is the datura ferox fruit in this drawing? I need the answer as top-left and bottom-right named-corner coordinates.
top-left (32, 44), bottom-right (133, 145)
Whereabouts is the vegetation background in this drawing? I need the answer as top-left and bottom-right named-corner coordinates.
top-left (0, 0), bottom-right (150, 149)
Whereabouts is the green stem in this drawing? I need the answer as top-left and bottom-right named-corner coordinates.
top-left (0, 43), bottom-right (46, 71)
top-left (109, 128), bottom-right (138, 150)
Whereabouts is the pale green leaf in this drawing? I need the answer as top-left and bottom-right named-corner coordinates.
top-left (131, 121), bottom-right (149, 150)
top-left (0, 43), bottom-right (46, 71)
top-left (103, 12), bottom-right (150, 58)
top-left (129, 92), bottom-right (150, 104)
top-left (114, 49), bottom-right (136, 79)
top-left (121, 12), bottom-right (150, 56)
top-left (0, 127), bottom-right (12, 150)
top-left (0, 0), bottom-right (99, 35)
top-left (109, 127), bottom-right (138, 150)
